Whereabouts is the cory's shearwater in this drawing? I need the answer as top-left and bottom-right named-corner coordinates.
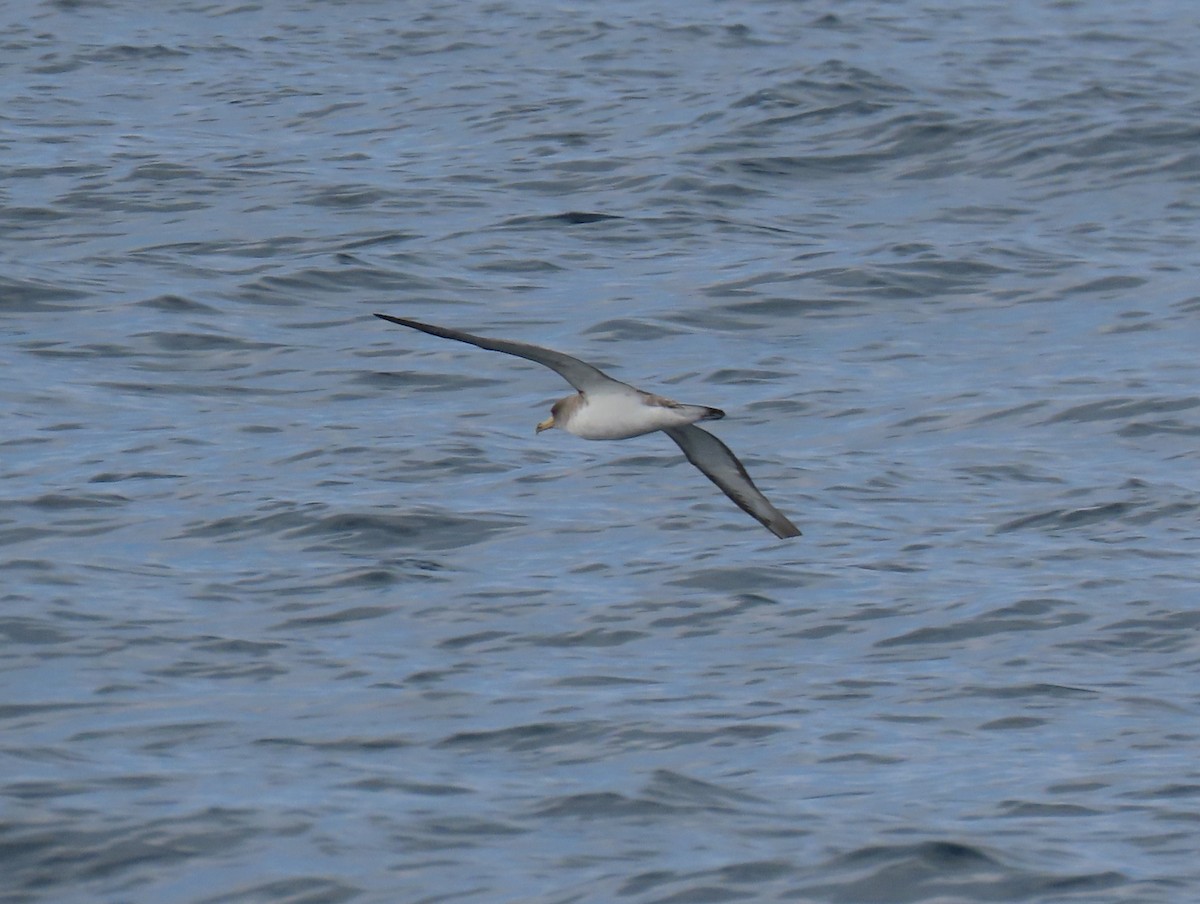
top-left (374, 313), bottom-right (801, 539)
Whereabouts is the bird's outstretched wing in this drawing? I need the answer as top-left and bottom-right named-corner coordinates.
top-left (375, 313), bottom-right (801, 538)
top-left (374, 313), bottom-right (620, 393)
top-left (664, 425), bottom-right (801, 539)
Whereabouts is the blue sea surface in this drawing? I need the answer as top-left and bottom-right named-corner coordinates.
top-left (2, 1), bottom-right (1198, 902)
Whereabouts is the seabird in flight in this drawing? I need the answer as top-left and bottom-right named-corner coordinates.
top-left (374, 313), bottom-right (801, 539)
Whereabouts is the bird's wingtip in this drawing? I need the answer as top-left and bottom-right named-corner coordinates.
top-left (374, 312), bottom-right (411, 327)
top-left (772, 520), bottom-right (803, 539)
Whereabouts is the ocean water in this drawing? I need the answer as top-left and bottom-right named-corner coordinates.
top-left (2, 0), bottom-right (1199, 901)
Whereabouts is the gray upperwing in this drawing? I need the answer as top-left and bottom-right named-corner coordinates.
top-left (664, 425), bottom-right (801, 539)
top-left (374, 313), bottom-right (617, 392)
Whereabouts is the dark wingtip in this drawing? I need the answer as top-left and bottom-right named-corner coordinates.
top-left (771, 520), bottom-right (803, 539)
top-left (375, 312), bottom-right (418, 329)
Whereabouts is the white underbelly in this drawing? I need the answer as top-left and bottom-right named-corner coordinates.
top-left (564, 393), bottom-right (684, 440)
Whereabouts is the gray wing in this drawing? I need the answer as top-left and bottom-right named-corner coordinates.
top-left (664, 425), bottom-right (801, 539)
top-left (374, 313), bottom-right (619, 392)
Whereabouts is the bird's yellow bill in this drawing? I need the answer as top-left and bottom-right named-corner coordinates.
top-left (536, 415), bottom-right (555, 433)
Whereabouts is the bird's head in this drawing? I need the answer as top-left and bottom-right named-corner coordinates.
top-left (536, 397), bottom-right (565, 434)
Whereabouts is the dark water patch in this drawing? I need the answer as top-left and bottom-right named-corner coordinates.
top-left (501, 211), bottom-right (625, 227)
top-left (56, 187), bottom-right (207, 215)
top-left (121, 162), bottom-right (204, 183)
top-left (1, 205), bottom-right (71, 227)
top-left (957, 464), bottom-right (1065, 485)
top-left (194, 877), bottom-right (360, 904)
top-left (194, 638), bottom-right (287, 656)
top-left (179, 506), bottom-right (519, 552)
top-left (134, 293), bottom-right (220, 313)
top-left (645, 769), bottom-right (769, 809)
top-left (1119, 419), bottom-right (1200, 438)
top-left (0, 808), bottom-right (261, 896)
top-left (92, 380), bottom-right (297, 397)
top-left (301, 184), bottom-right (394, 209)
top-left (254, 735), bottom-right (410, 752)
top-left (273, 605), bottom-right (394, 630)
top-left (148, 657), bottom-right (288, 682)
top-left (666, 566), bottom-right (796, 593)
top-left (356, 368), bottom-right (502, 393)
top-left (403, 814), bottom-right (527, 843)
top-left (21, 339), bottom-right (138, 360)
top-left (1068, 274), bottom-right (1149, 295)
top-left (88, 470), bottom-right (183, 483)
top-left (1125, 783), bottom-right (1200, 801)
top-left (84, 43), bottom-right (189, 62)
top-left (996, 501), bottom-right (1137, 533)
top-left (438, 721), bottom-right (605, 754)
top-left (335, 229), bottom-right (421, 251)
top-left (1124, 500), bottom-right (1199, 525)
top-left (289, 510), bottom-right (521, 552)
top-left (801, 840), bottom-right (1128, 904)
top-left (472, 257), bottom-right (565, 273)
top-left (1072, 609), bottom-right (1200, 655)
top-left (0, 275), bottom-right (89, 311)
top-left (980, 716), bottom-right (1048, 730)
top-left (135, 330), bottom-right (281, 353)
top-left (705, 366), bottom-right (800, 385)
top-left (732, 63), bottom-right (910, 110)
top-left (999, 800), bottom-right (1101, 818)
top-left (583, 318), bottom-right (684, 341)
top-left (0, 701), bottom-right (103, 723)
top-left (0, 616), bottom-right (72, 645)
top-left (615, 723), bottom-right (786, 751)
top-left (877, 598), bottom-right (1087, 648)
top-left (19, 492), bottom-right (129, 510)
top-left (958, 683), bottom-right (1099, 701)
top-left (554, 674), bottom-right (656, 688)
top-left (438, 630), bottom-right (513, 651)
top-left (970, 401), bottom-right (1052, 424)
top-left (344, 776), bottom-right (471, 796)
top-left (240, 265), bottom-right (441, 301)
top-left (744, 99), bottom-right (894, 134)
top-left (517, 627), bottom-right (646, 649)
top-left (533, 791), bottom-right (673, 819)
top-left (720, 296), bottom-right (867, 317)
top-left (324, 566), bottom-right (416, 587)
top-left (730, 152), bottom-right (891, 178)
top-left (132, 236), bottom-right (311, 260)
